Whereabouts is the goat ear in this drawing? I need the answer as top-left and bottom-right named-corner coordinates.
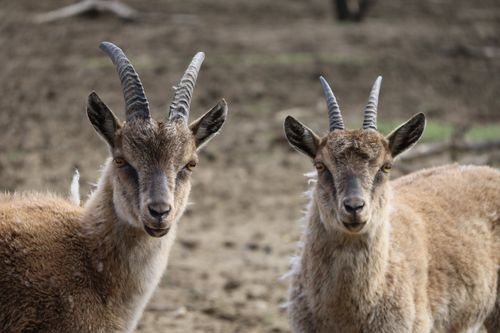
top-left (386, 113), bottom-right (426, 158)
top-left (87, 92), bottom-right (122, 147)
top-left (284, 116), bottom-right (320, 159)
top-left (189, 99), bottom-right (228, 150)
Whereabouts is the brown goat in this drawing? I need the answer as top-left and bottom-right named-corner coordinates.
top-left (0, 42), bottom-right (227, 332)
top-left (284, 76), bottom-right (500, 332)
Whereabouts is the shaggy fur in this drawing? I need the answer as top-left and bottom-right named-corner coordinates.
top-left (285, 122), bottom-right (500, 332)
top-left (0, 76), bottom-right (227, 331)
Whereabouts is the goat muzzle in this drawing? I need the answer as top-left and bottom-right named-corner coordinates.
top-left (143, 223), bottom-right (171, 237)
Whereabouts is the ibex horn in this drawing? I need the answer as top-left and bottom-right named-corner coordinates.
top-left (319, 76), bottom-right (345, 131)
top-left (362, 76), bottom-right (382, 130)
top-left (168, 52), bottom-right (205, 122)
top-left (100, 42), bottom-right (150, 121)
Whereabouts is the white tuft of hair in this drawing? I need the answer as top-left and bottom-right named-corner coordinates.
top-left (280, 170), bottom-right (317, 282)
top-left (69, 169), bottom-right (80, 206)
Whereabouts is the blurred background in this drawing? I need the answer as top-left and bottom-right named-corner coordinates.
top-left (1, 0), bottom-right (499, 332)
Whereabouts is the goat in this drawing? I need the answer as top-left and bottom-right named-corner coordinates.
top-left (0, 42), bottom-right (227, 332)
top-left (283, 76), bottom-right (500, 332)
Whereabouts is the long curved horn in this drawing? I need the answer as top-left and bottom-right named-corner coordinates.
top-left (168, 52), bottom-right (205, 122)
top-left (362, 76), bottom-right (382, 130)
top-left (99, 42), bottom-right (150, 121)
top-left (319, 76), bottom-right (344, 131)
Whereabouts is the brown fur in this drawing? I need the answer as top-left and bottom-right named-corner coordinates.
top-left (286, 129), bottom-right (500, 333)
top-left (0, 103), bottom-right (227, 331)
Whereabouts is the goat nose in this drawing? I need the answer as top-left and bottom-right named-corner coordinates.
top-left (148, 203), bottom-right (171, 219)
top-left (343, 197), bottom-right (365, 214)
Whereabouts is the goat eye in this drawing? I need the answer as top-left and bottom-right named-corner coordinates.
top-left (314, 162), bottom-right (325, 172)
top-left (185, 161), bottom-right (197, 171)
top-left (381, 163), bottom-right (392, 173)
top-left (114, 157), bottom-right (127, 168)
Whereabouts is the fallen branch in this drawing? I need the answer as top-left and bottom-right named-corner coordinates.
top-left (445, 45), bottom-right (500, 60)
top-left (400, 138), bottom-right (500, 161)
top-left (34, 0), bottom-right (197, 24)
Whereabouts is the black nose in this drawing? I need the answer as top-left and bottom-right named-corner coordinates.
top-left (148, 203), bottom-right (171, 219)
top-left (343, 197), bottom-right (365, 214)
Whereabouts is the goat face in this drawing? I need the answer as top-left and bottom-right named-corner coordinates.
top-left (313, 129), bottom-right (392, 233)
top-left (284, 76), bottom-right (425, 235)
top-left (111, 119), bottom-right (197, 237)
top-left (87, 42), bottom-right (227, 237)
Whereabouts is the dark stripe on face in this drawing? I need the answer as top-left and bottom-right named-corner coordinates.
top-left (344, 174), bottom-right (363, 198)
top-left (149, 172), bottom-right (170, 202)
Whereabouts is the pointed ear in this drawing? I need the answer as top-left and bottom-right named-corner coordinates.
top-left (284, 116), bottom-right (321, 159)
top-left (87, 92), bottom-right (122, 148)
top-left (386, 113), bottom-right (426, 158)
top-left (189, 99), bottom-right (228, 150)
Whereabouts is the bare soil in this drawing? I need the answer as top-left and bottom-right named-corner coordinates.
top-left (1, 0), bottom-right (499, 332)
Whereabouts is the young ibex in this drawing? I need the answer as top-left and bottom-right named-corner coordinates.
top-left (0, 42), bottom-right (227, 332)
top-left (284, 76), bottom-right (500, 332)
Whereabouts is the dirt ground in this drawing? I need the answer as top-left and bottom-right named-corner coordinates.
top-left (1, 0), bottom-right (499, 332)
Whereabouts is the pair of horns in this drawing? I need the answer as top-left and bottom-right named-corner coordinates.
top-left (99, 41), bottom-right (203, 122)
top-left (320, 75), bottom-right (382, 131)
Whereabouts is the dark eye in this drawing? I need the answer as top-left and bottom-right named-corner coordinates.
top-left (381, 163), bottom-right (392, 173)
top-left (314, 162), bottom-right (325, 172)
top-left (114, 157), bottom-right (127, 168)
top-left (185, 160), bottom-right (197, 172)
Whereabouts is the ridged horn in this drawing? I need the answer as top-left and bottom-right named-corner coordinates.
top-left (319, 76), bottom-right (344, 131)
top-left (99, 42), bottom-right (150, 121)
top-left (362, 76), bottom-right (382, 130)
top-left (168, 52), bottom-right (205, 122)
